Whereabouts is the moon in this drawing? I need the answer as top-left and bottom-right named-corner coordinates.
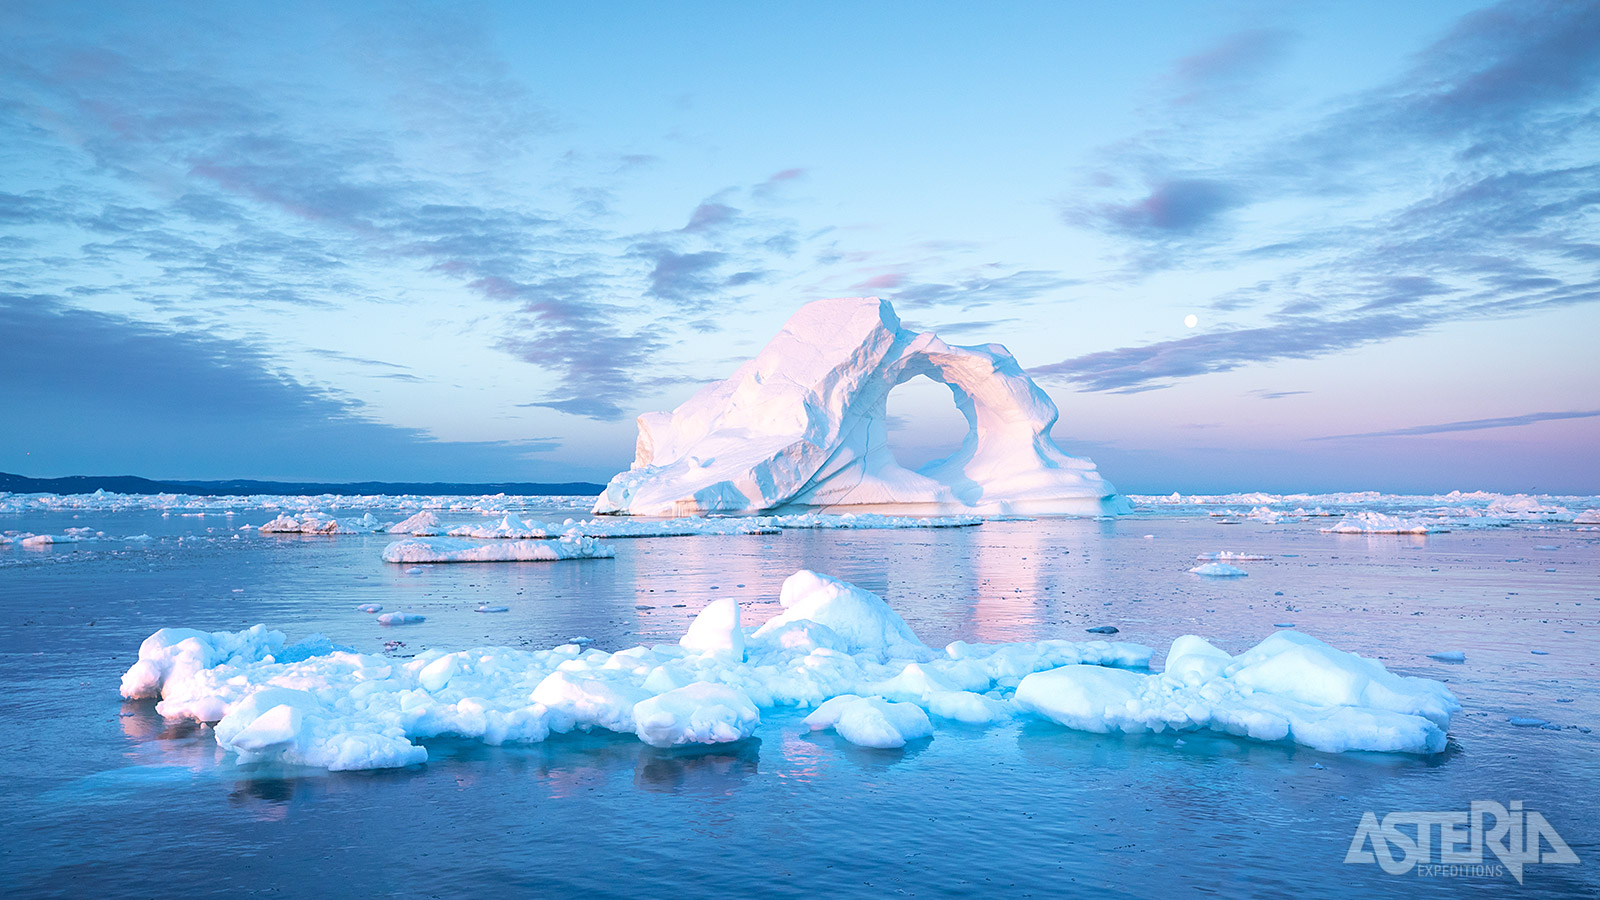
top-left (1184, 314), bottom-right (1198, 329)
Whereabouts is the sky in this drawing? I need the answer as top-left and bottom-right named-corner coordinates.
top-left (2, 0), bottom-right (1597, 494)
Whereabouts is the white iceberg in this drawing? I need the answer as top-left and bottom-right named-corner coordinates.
top-left (594, 297), bottom-right (1124, 517)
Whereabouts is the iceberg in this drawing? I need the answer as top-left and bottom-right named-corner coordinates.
top-left (594, 297), bottom-right (1124, 517)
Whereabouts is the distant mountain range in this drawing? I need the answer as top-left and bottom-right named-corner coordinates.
top-left (0, 472), bottom-right (605, 497)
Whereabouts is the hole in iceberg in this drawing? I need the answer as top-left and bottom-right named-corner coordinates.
top-left (883, 374), bottom-right (973, 473)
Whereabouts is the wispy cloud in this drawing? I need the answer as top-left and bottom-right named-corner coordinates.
top-left (0, 17), bottom-right (815, 421)
top-left (1316, 408), bottom-right (1600, 439)
top-left (0, 295), bottom-right (557, 478)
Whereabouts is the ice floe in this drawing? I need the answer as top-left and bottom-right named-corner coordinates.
top-left (120, 570), bottom-right (1457, 770)
top-left (1015, 632), bottom-right (1459, 754)
top-left (1320, 512), bottom-right (1445, 534)
top-left (380, 536), bottom-right (615, 563)
top-left (1189, 562), bottom-right (1249, 576)
top-left (260, 512), bottom-right (390, 534)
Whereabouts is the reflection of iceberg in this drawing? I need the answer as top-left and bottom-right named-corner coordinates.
top-left (595, 297), bottom-right (1125, 517)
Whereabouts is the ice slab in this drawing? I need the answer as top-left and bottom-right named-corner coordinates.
top-left (594, 297), bottom-right (1124, 517)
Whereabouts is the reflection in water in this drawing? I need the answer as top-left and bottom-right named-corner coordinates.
top-left (634, 738), bottom-right (761, 795)
top-left (9, 509), bottom-right (1597, 899)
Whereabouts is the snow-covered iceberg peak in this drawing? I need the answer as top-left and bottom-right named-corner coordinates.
top-left (595, 297), bottom-right (1124, 516)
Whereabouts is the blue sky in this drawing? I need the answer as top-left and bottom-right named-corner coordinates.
top-left (3, 0), bottom-right (1597, 493)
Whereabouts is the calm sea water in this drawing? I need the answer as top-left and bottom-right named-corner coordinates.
top-left (1, 502), bottom-right (1595, 898)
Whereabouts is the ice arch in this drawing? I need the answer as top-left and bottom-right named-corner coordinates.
top-left (883, 374), bottom-right (972, 472)
top-left (594, 297), bottom-right (1127, 516)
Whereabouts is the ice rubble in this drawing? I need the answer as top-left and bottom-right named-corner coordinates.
top-left (1320, 512), bottom-right (1444, 534)
top-left (593, 297), bottom-right (1125, 517)
top-left (381, 536), bottom-right (614, 564)
top-left (121, 571), bottom-right (1457, 770)
top-left (260, 512), bottom-right (390, 534)
top-left (440, 511), bottom-right (981, 540)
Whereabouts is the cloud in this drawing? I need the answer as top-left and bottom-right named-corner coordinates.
top-left (880, 268), bottom-right (1077, 309)
top-left (1094, 178), bottom-right (1247, 236)
top-left (1316, 408), bottom-right (1600, 439)
top-left (0, 18), bottom-right (819, 422)
top-left (1048, 1), bottom-right (1600, 390)
top-left (0, 295), bottom-right (556, 479)
top-left (1171, 28), bottom-right (1297, 101)
top-left (1035, 314), bottom-right (1426, 392)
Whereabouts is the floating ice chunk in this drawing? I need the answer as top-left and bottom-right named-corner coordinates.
top-left (1321, 512), bottom-right (1443, 534)
top-left (119, 625), bottom-right (287, 701)
top-left (259, 513), bottom-right (340, 534)
top-left (1196, 551), bottom-right (1270, 561)
top-left (388, 511), bottom-right (442, 535)
top-left (1014, 666), bottom-right (1147, 733)
top-left (1508, 717), bottom-right (1549, 727)
top-left (1085, 625), bottom-right (1119, 635)
top-left (593, 297), bottom-right (1124, 517)
top-left (376, 612), bottom-right (425, 625)
top-left (356, 604), bottom-right (383, 613)
top-left (804, 695), bottom-right (933, 748)
top-left (475, 605), bottom-right (510, 613)
top-left (213, 686), bottom-right (426, 770)
top-left (381, 536), bottom-right (614, 563)
top-left (1427, 651), bottom-right (1466, 662)
top-left (924, 690), bottom-right (1013, 724)
top-left (531, 670), bottom-right (652, 733)
top-left (1189, 562), bottom-right (1248, 577)
top-left (750, 570), bottom-right (932, 662)
top-left (680, 597), bottom-right (745, 661)
top-left (447, 514), bottom-right (548, 539)
top-left (1016, 630), bottom-right (1459, 754)
top-left (632, 683), bottom-right (760, 748)
top-left (1575, 509), bottom-right (1600, 524)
